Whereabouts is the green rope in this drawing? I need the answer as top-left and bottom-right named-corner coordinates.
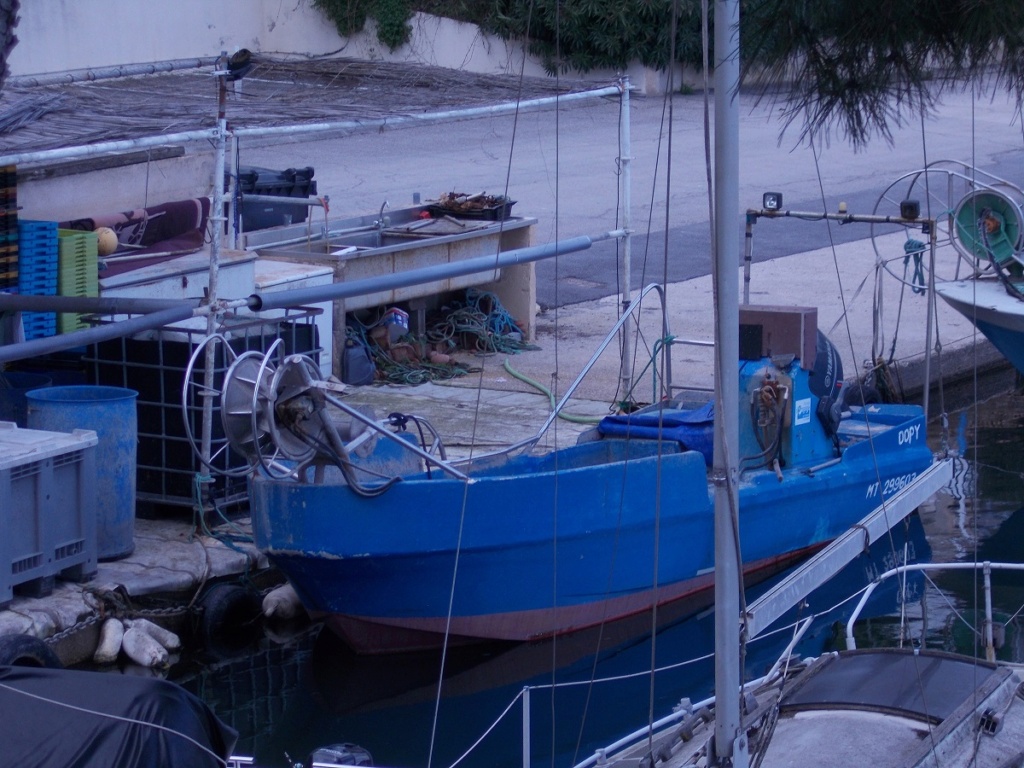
top-left (501, 359), bottom-right (603, 424)
top-left (191, 472), bottom-right (256, 577)
top-left (347, 289), bottom-right (539, 386)
top-left (903, 239), bottom-right (927, 295)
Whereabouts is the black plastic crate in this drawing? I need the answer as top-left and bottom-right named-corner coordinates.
top-left (228, 166), bottom-right (318, 232)
top-left (84, 313), bottom-right (320, 513)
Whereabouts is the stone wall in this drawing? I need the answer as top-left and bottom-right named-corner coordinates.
top-left (8, 1), bottom-right (660, 86)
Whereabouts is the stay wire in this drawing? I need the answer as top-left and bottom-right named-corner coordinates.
top-left (808, 140), bottom-right (911, 577)
top-left (804, 136), bottom-right (961, 752)
top-left (571, 90), bottom-right (667, 768)
top-left (426, 4), bottom-right (541, 767)
top-left (549, 3), bottom-right (562, 766)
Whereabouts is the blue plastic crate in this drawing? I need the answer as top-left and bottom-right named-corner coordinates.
top-left (18, 226), bottom-right (56, 238)
top-left (17, 234), bottom-right (57, 251)
top-left (17, 220), bottom-right (57, 235)
top-left (17, 235), bottom-right (55, 247)
top-left (21, 312), bottom-right (57, 340)
top-left (17, 254), bottom-right (57, 267)
top-left (17, 259), bottom-right (58, 274)
top-left (17, 241), bottom-right (57, 256)
top-left (22, 311), bottom-right (56, 326)
top-left (17, 279), bottom-right (57, 295)
top-left (17, 243), bottom-right (58, 275)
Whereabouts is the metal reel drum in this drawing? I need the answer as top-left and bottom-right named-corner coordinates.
top-left (220, 350), bottom-right (272, 463)
top-left (951, 188), bottom-right (1024, 267)
top-left (265, 353), bottom-right (327, 463)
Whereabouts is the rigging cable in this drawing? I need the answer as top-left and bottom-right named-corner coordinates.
top-left (425, 4), bottom-right (541, 768)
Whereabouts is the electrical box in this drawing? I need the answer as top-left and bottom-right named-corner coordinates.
top-left (739, 305), bottom-right (817, 369)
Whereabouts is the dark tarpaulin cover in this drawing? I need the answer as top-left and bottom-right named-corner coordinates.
top-left (0, 665), bottom-right (237, 767)
top-left (597, 400), bottom-right (715, 464)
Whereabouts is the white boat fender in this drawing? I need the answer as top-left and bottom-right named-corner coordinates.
top-left (121, 626), bottom-right (169, 668)
top-left (0, 633), bottom-right (62, 668)
top-left (92, 618), bottom-right (125, 664)
top-left (262, 583), bottom-right (306, 620)
top-left (125, 618), bottom-right (182, 651)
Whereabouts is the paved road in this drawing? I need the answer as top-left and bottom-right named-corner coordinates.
top-left (239, 87), bottom-right (1024, 308)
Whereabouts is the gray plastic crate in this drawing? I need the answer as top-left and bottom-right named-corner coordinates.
top-left (0, 421), bottom-right (98, 608)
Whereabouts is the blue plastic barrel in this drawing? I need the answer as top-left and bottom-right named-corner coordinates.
top-left (26, 386), bottom-right (138, 561)
top-left (0, 372), bottom-right (52, 427)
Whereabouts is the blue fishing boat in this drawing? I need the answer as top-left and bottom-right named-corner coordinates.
top-left (201, 294), bottom-right (936, 654)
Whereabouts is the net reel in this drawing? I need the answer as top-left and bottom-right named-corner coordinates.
top-left (951, 188), bottom-right (1024, 270)
top-left (183, 335), bottom-right (326, 479)
top-left (870, 161), bottom-right (1024, 283)
top-left (184, 334), bottom-right (457, 489)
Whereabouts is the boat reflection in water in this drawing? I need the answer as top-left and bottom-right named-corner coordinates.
top-left (178, 513), bottom-right (931, 768)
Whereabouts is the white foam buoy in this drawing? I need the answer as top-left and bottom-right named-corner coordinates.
top-left (262, 583), bottom-right (306, 620)
top-left (121, 626), bottom-right (169, 668)
top-left (94, 226), bottom-right (119, 256)
top-left (93, 618), bottom-right (125, 664)
top-left (126, 618), bottom-right (182, 651)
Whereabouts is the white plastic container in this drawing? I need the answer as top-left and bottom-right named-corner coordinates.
top-left (251, 258), bottom-right (335, 375)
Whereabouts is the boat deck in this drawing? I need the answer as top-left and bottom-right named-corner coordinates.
top-left (598, 649), bottom-right (1024, 768)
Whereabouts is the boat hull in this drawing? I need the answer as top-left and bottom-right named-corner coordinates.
top-left (317, 546), bottom-right (818, 653)
top-left (935, 278), bottom-right (1024, 375)
top-left (251, 405), bottom-right (934, 654)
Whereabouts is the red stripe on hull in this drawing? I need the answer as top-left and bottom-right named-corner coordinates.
top-left (319, 546), bottom-right (820, 654)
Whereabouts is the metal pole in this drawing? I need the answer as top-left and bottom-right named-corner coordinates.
top-left (0, 294), bottom-right (196, 314)
top-left (618, 77), bottom-right (634, 400)
top-left (984, 562), bottom-right (995, 662)
top-left (8, 57), bottom-right (218, 88)
top-left (742, 213), bottom-right (754, 304)
top-left (198, 60), bottom-right (229, 512)
top-left (0, 128), bottom-right (218, 167)
top-left (228, 132), bottom-right (239, 250)
top-left (0, 304), bottom-right (197, 364)
top-left (522, 686), bottom-right (531, 768)
top-left (1, 86), bottom-right (621, 169)
top-left (923, 225), bottom-right (936, 418)
top-left (250, 236), bottom-right (593, 312)
top-left (231, 86), bottom-right (623, 142)
top-left (713, 0), bottom-right (744, 762)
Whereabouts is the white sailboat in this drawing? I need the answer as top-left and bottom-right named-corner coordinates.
top-left (575, 2), bottom-right (1024, 767)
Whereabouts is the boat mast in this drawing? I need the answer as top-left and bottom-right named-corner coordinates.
top-left (712, 0), bottom-right (744, 763)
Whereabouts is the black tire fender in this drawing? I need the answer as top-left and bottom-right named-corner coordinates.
top-left (197, 583), bottom-right (262, 653)
top-left (841, 380), bottom-right (882, 408)
top-left (0, 633), bottom-right (62, 668)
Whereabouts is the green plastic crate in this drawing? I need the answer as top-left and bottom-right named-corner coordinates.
top-left (57, 229), bottom-right (99, 334)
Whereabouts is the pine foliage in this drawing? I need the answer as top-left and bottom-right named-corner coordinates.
top-left (311, 0), bottom-right (1024, 147)
top-left (741, 0), bottom-right (1024, 146)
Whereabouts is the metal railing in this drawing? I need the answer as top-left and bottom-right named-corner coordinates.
top-left (846, 560), bottom-right (1024, 662)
